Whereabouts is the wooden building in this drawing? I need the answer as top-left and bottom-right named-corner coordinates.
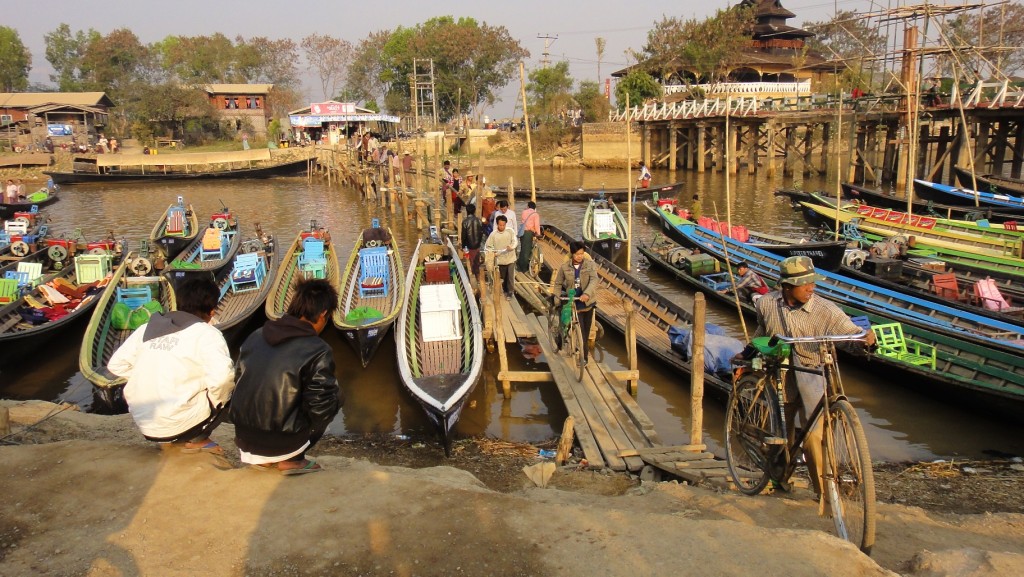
top-left (0, 92), bottom-right (113, 150)
top-left (204, 84), bottom-right (273, 137)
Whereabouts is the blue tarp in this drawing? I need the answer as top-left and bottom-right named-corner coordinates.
top-left (668, 324), bottom-right (744, 377)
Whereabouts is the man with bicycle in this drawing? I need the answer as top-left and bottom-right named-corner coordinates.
top-left (552, 240), bottom-right (598, 363)
top-left (752, 256), bottom-right (875, 495)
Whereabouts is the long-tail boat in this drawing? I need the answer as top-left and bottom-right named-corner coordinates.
top-left (395, 228), bottom-right (483, 455)
top-left (582, 197), bottom-right (629, 262)
top-left (333, 219), bottom-right (405, 367)
top-left (150, 196), bottom-right (200, 262)
top-left (913, 179), bottom-right (1024, 211)
top-left (265, 222), bottom-right (340, 321)
top-left (954, 165), bottom-right (1024, 197)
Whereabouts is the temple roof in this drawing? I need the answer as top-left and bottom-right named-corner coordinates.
top-left (740, 0), bottom-right (796, 19)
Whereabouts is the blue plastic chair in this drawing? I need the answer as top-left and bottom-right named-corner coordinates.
top-left (229, 253), bottom-right (266, 293)
top-left (298, 238), bottom-right (327, 279)
top-left (358, 246), bottom-right (389, 298)
top-left (116, 286), bottom-right (153, 309)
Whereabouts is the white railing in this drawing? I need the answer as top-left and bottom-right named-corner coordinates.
top-left (663, 80), bottom-right (812, 96)
top-left (609, 97), bottom-right (761, 122)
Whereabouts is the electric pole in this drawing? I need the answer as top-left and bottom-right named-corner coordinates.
top-left (537, 34), bottom-right (558, 68)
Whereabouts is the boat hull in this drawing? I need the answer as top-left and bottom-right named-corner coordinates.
top-left (0, 193), bottom-right (60, 219)
top-left (954, 165), bottom-right (1024, 196)
top-left (340, 322), bottom-right (395, 368)
top-left (44, 158), bottom-right (311, 185)
top-left (913, 179), bottom-right (1024, 211)
top-left (494, 181), bottom-right (684, 202)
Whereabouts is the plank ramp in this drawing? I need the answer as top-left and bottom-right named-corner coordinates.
top-left (634, 446), bottom-right (732, 488)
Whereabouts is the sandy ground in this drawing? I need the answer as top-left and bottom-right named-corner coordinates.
top-left (1, 401), bottom-right (1023, 577)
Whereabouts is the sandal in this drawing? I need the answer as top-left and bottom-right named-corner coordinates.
top-left (280, 460), bottom-right (322, 476)
top-left (181, 441), bottom-right (223, 455)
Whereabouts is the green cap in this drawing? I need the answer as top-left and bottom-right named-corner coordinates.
top-left (779, 255), bottom-right (824, 286)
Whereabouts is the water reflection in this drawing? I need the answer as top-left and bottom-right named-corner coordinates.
top-left (5, 167), bottom-right (1023, 461)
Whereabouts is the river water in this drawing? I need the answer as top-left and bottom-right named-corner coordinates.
top-left (5, 163), bottom-right (1023, 462)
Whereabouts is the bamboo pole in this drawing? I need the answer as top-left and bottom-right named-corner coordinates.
top-left (724, 96), bottom-right (731, 229)
top-left (518, 62), bottom-right (537, 202)
top-left (508, 177), bottom-right (516, 212)
top-left (625, 92), bottom-right (632, 272)
top-left (689, 293), bottom-right (706, 446)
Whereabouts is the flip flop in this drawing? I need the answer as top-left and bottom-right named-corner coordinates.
top-left (181, 441), bottom-right (223, 455)
top-left (280, 460), bottom-right (322, 476)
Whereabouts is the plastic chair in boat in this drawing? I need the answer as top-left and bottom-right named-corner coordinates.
top-left (74, 254), bottom-right (113, 284)
top-left (5, 270), bottom-right (30, 293)
top-left (0, 278), bottom-right (20, 305)
top-left (972, 277), bottom-right (1022, 313)
top-left (116, 286), bottom-right (153, 309)
top-left (297, 237), bottom-right (327, 279)
top-left (4, 220), bottom-right (28, 235)
top-left (16, 262), bottom-right (43, 287)
top-left (357, 246), bottom-right (389, 298)
top-left (871, 322), bottom-right (937, 369)
top-left (200, 227), bottom-right (227, 261)
top-left (229, 252), bottom-right (267, 293)
top-left (592, 209), bottom-right (617, 239)
top-left (930, 272), bottom-right (963, 301)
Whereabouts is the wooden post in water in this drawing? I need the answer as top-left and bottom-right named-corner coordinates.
top-left (508, 177), bottom-right (516, 211)
top-left (388, 161), bottom-right (397, 213)
top-left (0, 406), bottom-right (10, 437)
top-left (493, 267), bottom-right (511, 398)
top-left (625, 305), bottom-right (638, 395)
top-left (555, 416), bottom-right (575, 465)
top-left (690, 293), bottom-right (706, 446)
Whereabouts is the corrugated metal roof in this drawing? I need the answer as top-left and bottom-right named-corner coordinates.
top-left (203, 84), bottom-right (274, 94)
top-left (0, 92), bottom-right (114, 108)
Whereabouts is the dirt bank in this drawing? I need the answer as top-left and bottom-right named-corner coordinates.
top-left (1, 401), bottom-right (1022, 577)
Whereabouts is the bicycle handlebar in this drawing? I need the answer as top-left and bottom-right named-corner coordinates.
top-left (767, 329), bottom-right (869, 346)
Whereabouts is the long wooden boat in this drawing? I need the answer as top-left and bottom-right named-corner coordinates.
top-left (954, 165), bottom-right (1024, 197)
top-left (645, 200), bottom-right (848, 272)
top-left (150, 197), bottom-right (200, 262)
top-left (492, 181), bottom-right (684, 202)
top-left (799, 201), bottom-right (1024, 260)
top-left (674, 222), bottom-right (1024, 352)
top-left (44, 149), bottom-right (312, 184)
top-left (395, 230), bottom-right (483, 455)
top-left (333, 221), bottom-right (404, 367)
top-left (0, 188), bottom-right (59, 219)
top-left (79, 260), bottom-right (175, 390)
top-left (913, 179), bottom-right (1024, 210)
top-left (265, 223), bottom-right (340, 320)
top-left (531, 225), bottom-right (735, 397)
top-left (637, 235), bottom-right (1024, 422)
top-left (821, 182), bottom-right (1023, 222)
top-left (164, 226), bottom-right (278, 346)
top-left (162, 209), bottom-right (242, 275)
top-left (1, 246), bottom-right (123, 370)
top-left (582, 197), bottom-right (629, 262)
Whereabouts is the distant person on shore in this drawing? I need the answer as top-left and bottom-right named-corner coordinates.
top-left (242, 133), bottom-right (250, 150)
top-left (516, 201), bottom-right (541, 273)
top-left (638, 161), bottom-right (652, 188)
top-left (690, 194), bottom-right (703, 221)
top-left (5, 179), bottom-right (18, 203)
top-left (231, 279), bottom-right (342, 475)
top-left (107, 277), bottom-right (234, 454)
top-left (461, 203), bottom-right (485, 277)
top-left (484, 214), bottom-right (518, 299)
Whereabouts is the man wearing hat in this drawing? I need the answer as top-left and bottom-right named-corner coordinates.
top-left (752, 256), bottom-right (875, 495)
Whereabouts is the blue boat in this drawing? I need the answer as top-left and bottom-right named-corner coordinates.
top-left (913, 179), bottom-right (1024, 211)
top-left (668, 220), bottom-right (1024, 353)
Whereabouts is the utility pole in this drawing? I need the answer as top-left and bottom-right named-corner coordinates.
top-left (537, 34), bottom-right (558, 68)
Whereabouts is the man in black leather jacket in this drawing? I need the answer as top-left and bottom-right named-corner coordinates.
top-left (231, 279), bottom-right (341, 475)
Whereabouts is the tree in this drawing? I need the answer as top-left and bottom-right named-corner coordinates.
top-left (301, 33), bottom-right (353, 101)
top-left (235, 37), bottom-right (300, 87)
top-left (345, 30), bottom-right (392, 107)
top-left (804, 10), bottom-right (886, 91)
top-left (576, 80), bottom-right (611, 123)
top-left (44, 24), bottom-right (98, 91)
top-left (946, 3), bottom-right (1024, 78)
top-left (153, 33), bottom-right (237, 83)
top-left (0, 26), bottom-right (31, 92)
top-left (637, 7), bottom-right (755, 86)
top-left (614, 70), bottom-right (661, 111)
top-left (595, 37), bottom-right (606, 83)
top-left (527, 61), bottom-right (574, 123)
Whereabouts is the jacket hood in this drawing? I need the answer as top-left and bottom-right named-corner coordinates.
top-left (142, 311), bottom-right (206, 342)
top-left (263, 314), bottom-right (318, 346)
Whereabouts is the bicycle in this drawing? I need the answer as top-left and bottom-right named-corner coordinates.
top-left (548, 289), bottom-right (587, 381)
top-left (724, 331), bottom-right (876, 554)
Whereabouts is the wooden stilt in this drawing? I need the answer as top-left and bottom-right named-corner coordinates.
top-left (689, 293), bottom-right (706, 446)
top-left (555, 416), bottom-right (575, 465)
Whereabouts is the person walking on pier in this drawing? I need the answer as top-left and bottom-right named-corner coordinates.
top-left (108, 277), bottom-right (234, 454)
top-left (231, 279), bottom-right (342, 475)
top-left (461, 203), bottom-right (485, 277)
top-left (484, 214), bottom-right (518, 299)
top-left (552, 240), bottom-right (598, 362)
top-left (516, 201), bottom-right (541, 273)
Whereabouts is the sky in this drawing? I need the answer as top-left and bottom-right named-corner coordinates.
top-left (6, 0), bottom-right (857, 118)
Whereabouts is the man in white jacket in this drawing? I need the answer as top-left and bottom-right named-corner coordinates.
top-left (108, 277), bottom-right (234, 453)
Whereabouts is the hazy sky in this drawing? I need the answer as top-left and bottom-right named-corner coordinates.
top-left (7, 0), bottom-right (848, 117)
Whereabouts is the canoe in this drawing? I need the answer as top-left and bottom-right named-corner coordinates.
top-left (492, 181), bottom-right (684, 202)
top-left (265, 224), bottom-right (340, 321)
top-left (0, 247), bottom-right (123, 370)
top-left (674, 222), bottom-right (1024, 352)
top-left (645, 200), bottom-right (849, 272)
top-left (0, 189), bottom-right (59, 219)
top-left (532, 224), bottom-right (735, 397)
top-left (395, 230), bottom-right (483, 455)
top-left (954, 165), bottom-right (1024, 197)
top-left (637, 235), bottom-right (1024, 422)
top-left (149, 197), bottom-right (200, 262)
top-left (839, 183), bottom-right (1024, 221)
top-left (166, 227), bottom-right (278, 347)
top-left (582, 197), bottom-right (629, 262)
top-left (799, 201), bottom-right (1024, 260)
top-left (79, 259), bottom-right (176, 391)
top-left (162, 209), bottom-right (242, 276)
top-left (333, 220), bottom-right (405, 367)
top-left (44, 154), bottom-right (312, 184)
top-left (913, 179), bottom-right (1024, 211)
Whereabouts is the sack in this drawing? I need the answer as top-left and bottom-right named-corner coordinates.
top-left (640, 177), bottom-right (651, 188)
top-left (111, 302), bottom-right (132, 330)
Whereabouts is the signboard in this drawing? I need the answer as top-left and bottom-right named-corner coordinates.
top-left (47, 124), bottom-right (73, 136)
top-left (310, 102), bottom-right (356, 115)
top-left (604, 79), bottom-right (611, 99)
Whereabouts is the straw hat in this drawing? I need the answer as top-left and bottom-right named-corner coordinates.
top-left (481, 186), bottom-right (497, 198)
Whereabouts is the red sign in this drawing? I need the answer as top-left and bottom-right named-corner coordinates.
top-left (310, 102), bottom-right (356, 115)
top-left (604, 79), bottom-right (611, 99)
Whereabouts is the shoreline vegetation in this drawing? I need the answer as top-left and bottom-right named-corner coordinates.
top-left (2, 400), bottom-right (1023, 576)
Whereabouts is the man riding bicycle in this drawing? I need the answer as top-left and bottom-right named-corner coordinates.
top-left (552, 240), bottom-right (598, 362)
top-left (750, 256), bottom-right (875, 495)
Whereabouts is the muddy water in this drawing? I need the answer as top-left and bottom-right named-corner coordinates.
top-left (6, 165), bottom-right (1023, 461)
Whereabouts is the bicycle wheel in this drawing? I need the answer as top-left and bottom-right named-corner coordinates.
top-left (824, 399), bottom-right (876, 555)
top-left (569, 321), bottom-right (585, 381)
top-left (725, 371), bottom-right (784, 495)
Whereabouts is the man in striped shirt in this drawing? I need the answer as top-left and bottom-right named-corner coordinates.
top-left (752, 256), bottom-right (875, 495)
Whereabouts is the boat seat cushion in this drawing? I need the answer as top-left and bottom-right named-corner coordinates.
top-left (166, 209), bottom-right (186, 235)
top-left (361, 276), bottom-right (384, 289)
